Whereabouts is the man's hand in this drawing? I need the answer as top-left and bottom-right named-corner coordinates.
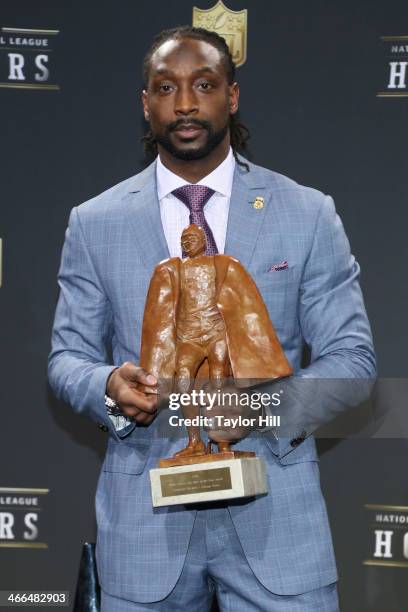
top-left (106, 362), bottom-right (158, 425)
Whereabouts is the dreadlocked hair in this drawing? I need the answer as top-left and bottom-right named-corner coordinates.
top-left (141, 26), bottom-right (250, 171)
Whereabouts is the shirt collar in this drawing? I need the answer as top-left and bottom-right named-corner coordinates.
top-left (156, 147), bottom-right (235, 201)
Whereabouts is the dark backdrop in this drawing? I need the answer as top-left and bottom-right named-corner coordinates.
top-left (1, 1), bottom-right (407, 610)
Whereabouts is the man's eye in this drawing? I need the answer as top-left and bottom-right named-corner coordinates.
top-left (197, 81), bottom-right (213, 91)
top-left (158, 84), bottom-right (173, 93)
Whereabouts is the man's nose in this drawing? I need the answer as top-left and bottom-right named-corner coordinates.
top-left (174, 85), bottom-right (198, 116)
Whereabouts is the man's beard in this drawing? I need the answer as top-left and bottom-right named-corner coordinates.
top-left (153, 119), bottom-right (229, 161)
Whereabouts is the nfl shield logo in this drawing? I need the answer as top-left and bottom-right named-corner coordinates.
top-left (193, 0), bottom-right (248, 67)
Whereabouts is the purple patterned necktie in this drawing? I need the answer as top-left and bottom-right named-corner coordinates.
top-left (172, 185), bottom-right (218, 255)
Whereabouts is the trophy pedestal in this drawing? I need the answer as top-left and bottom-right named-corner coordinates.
top-left (150, 455), bottom-right (268, 508)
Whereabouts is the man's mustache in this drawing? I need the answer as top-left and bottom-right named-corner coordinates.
top-left (166, 119), bottom-right (212, 133)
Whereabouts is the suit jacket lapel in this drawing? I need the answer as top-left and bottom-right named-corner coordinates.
top-left (122, 160), bottom-right (170, 274)
top-left (224, 158), bottom-right (269, 269)
top-left (122, 155), bottom-right (271, 274)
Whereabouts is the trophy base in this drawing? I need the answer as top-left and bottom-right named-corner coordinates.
top-left (158, 450), bottom-right (255, 468)
top-left (150, 457), bottom-right (268, 508)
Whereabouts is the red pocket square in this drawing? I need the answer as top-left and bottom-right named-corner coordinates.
top-left (269, 260), bottom-right (289, 272)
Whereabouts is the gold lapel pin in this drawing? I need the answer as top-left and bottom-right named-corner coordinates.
top-left (253, 196), bottom-right (264, 210)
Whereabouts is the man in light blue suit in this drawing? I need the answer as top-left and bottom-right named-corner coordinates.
top-left (48, 27), bottom-right (376, 611)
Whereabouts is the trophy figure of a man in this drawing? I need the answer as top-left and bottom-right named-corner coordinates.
top-left (140, 224), bottom-right (292, 458)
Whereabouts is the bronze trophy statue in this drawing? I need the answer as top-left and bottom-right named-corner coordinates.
top-left (142, 225), bottom-right (293, 506)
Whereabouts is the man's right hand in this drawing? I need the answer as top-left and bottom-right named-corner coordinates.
top-left (106, 362), bottom-right (158, 425)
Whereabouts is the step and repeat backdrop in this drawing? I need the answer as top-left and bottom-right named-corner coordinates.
top-left (1, 1), bottom-right (407, 610)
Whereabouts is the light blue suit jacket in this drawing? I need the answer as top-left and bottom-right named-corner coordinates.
top-left (48, 157), bottom-right (376, 602)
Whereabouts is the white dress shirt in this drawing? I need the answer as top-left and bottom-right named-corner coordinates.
top-left (156, 147), bottom-right (235, 257)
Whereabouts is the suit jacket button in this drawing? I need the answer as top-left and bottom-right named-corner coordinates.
top-left (97, 422), bottom-right (108, 432)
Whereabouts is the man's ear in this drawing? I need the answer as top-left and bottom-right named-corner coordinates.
top-left (229, 82), bottom-right (239, 115)
top-left (142, 90), bottom-right (150, 121)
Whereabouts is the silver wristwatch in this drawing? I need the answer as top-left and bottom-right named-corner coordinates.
top-left (104, 394), bottom-right (121, 415)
